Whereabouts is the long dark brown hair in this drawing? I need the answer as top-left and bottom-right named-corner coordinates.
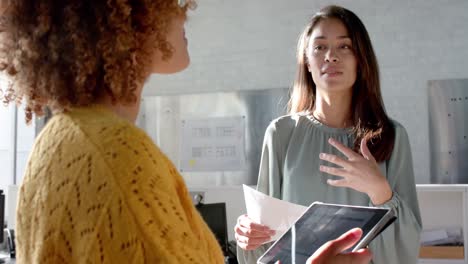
top-left (288, 5), bottom-right (395, 162)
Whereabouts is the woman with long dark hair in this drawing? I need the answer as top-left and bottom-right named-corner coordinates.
top-left (235, 5), bottom-right (421, 264)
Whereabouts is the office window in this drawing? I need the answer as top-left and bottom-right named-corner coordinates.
top-left (0, 75), bottom-right (35, 192)
top-left (0, 75), bottom-right (13, 192)
top-left (0, 105), bottom-right (13, 192)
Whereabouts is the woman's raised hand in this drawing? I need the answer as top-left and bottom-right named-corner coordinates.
top-left (319, 137), bottom-right (392, 205)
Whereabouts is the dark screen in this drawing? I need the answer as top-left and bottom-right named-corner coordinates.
top-left (196, 203), bottom-right (228, 254)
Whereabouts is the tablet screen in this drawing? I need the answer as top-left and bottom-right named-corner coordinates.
top-left (258, 203), bottom-right (389, 264)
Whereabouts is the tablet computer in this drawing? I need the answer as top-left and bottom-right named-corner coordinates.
top-left (257, 202), bottom-right (396, 264)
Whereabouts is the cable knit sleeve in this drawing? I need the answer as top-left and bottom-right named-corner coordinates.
top-left (102, 126), bottom-right (225, 264)
top-left (16, 107), bottom-right (224, 264)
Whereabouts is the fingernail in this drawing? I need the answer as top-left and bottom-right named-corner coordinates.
top-left (319, 153), bottom-right (325, 158)
top-left (351, 228), bottom-right (362, 238)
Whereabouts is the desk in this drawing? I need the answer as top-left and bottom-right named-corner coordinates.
top-left (417, 184), bottom-right (468, 264)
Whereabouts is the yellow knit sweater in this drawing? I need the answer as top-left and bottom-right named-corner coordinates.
top-left (16, 105), bottom-right (224, 264)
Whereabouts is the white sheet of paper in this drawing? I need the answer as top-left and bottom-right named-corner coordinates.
top-left (242, 184), bottom-right (308, 243)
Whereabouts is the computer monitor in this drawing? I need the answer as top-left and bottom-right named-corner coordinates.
top-left (0, 190), bottom-right (4, 244)
top-left (196, 202), bottom-right (228, 254)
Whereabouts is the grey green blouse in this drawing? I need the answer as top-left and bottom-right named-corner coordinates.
top-left (237, 113), bottom-right (422, 264)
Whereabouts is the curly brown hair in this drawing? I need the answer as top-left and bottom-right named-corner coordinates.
top-left (0, 0), bottom-right (193, 123)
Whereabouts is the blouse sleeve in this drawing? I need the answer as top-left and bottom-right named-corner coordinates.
top-left (368, 123), bottom-right (422, 264)
top-left (237, 120), bottom-right (288, 264)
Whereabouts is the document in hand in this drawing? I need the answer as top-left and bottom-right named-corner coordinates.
top-left (257, 202), bottom-right (396, 264)
top-left (242, 185), bottom-right (307, 243)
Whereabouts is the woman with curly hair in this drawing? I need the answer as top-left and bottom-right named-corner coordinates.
top-left (1, 0), bottom-right (226, 263)
top-left (0, 1), bottom-right (371, 263)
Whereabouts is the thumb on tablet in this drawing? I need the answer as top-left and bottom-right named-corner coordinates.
top-left (330, 228), bottom-right (363, 254)
top-left (307, 228), bottom-right (367, 264)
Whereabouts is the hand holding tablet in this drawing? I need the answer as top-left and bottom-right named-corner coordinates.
top-left (258, 202), bottom-right (396, 264)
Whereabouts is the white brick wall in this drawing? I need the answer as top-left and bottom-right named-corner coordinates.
top-left (143, 0), bottom-right (468, 184)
